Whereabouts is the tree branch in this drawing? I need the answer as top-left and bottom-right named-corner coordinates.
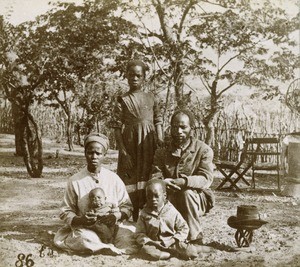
top-left (183, 81), bottom-right (197, 93)
top-left (129, 4), bottom-right (166, 43)
top-left (218, 43), bottom-right (258, 74)
top-left (199, 74), bottom-right (212, 95)
top-left (177, 0), bottom-right (197, 41)
top-left (137, 25), bottom-right (172, 80)
top-left (152, 0), bottom-right (167, 38)
top-left (198, 0), bottom-right (228, 8)
top-left (140, 30), bottom-right (164, 42)
top-left (152, 0), bottom-right (174, 44)
top-left (31, 76), bottom-right (44, 91)
top-left (54, 91), bottom-right (69, 115)
top-left (217, 82), bottom-right (237, 97)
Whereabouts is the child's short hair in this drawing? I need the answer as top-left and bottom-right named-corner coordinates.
top-left (89, 188), bottom-right (105, 198)
top-left (146, 178), bottom-right (166, 193)
top-left (126, 59), bottom-right (148, 77)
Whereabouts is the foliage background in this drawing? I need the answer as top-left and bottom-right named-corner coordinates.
top-left (0, 0), bottom-right (299, 176)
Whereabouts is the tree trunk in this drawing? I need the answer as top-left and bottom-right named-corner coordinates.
top-left (174, 75), bottom-right (183, 108)
top-left (21, 112), bottom-right (43, 178)
top-left (204, 119), bottom-right (215, 147)
top-left (75, 124), bottom-right (81, 146)
top-left (203, 82), bottom-right (219, 147)
top-left (172, 57), bottom-right (186, 109)
top-left (66, 111), bottom-right (74, 151)
top-left (12, 103), bottom-right (25, 156)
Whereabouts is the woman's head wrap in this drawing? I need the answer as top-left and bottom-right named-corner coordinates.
top-left (84, 133), bottom-right (109, 153)
top-left (126, 59), bottom-right (148, 77)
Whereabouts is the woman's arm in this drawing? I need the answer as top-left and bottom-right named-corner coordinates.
top-left (155, 124), bottom-right (164, 146)
top-left (59, 180), bottom-right (79, 225)
top-left (71, 213), bottom-right (97, 227)
top-left (116, 178), bottom-right (133, 220)
top-left (60, 180), bottom-right (97, 227)
top-left (153, 97), bottom-right (164, 146)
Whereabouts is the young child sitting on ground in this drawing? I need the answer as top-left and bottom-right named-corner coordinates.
top-left (135, 179), bottom-right (199, 260)
top-left (85, 188), bottom-right (120, 244)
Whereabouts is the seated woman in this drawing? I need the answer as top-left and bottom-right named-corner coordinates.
top-left (54, 133), bottom-right (137, 255)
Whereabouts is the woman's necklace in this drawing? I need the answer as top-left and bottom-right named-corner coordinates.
top-left (88, 168), bottom-right (101, 183)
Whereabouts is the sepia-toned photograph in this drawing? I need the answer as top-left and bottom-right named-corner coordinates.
top-left (0, 0), bottom-right (299, 266)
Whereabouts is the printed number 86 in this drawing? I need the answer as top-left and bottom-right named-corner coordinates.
top-left (15, 253), bottom-right (34, 267)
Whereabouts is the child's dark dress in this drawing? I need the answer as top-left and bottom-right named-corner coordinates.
top-left (112, 91), bottom-right (162, 216)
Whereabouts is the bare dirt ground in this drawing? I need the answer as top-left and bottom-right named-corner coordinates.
top-left (0, 133), bottom-right (299, 267)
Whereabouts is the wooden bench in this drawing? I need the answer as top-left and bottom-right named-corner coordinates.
top-left (247, 137), bottom-right (281, 191)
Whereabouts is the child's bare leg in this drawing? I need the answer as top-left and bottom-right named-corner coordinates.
top-left (174, 241), bottom-right (214, 259)
top-left (140, 244), bottom-right (171, 260)
top-left (174, 241), bottom-right (198, 259)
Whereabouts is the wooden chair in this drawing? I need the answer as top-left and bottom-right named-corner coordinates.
top-left (247, 137), bottom-right (281, 191)
top-left (215, 139), bottom-right (252, 190)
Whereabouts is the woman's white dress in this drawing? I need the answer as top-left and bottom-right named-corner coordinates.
top-left (54, 167), bottom-right (137, 254)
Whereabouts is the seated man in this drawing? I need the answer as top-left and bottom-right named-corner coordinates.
top-left (152, 110), bottom-right (215, 244)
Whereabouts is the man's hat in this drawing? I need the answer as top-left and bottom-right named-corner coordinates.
top-left (227, 205), bottom-right (267, 230)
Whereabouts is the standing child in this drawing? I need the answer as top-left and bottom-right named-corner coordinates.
top-left (111, 60), bottom-right (163, 221)
top-left (135, 179), bottom-right (198, 260)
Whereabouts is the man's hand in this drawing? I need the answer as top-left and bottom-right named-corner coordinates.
top-left (97, 214), bottom-right (117, 226)
top-left (72, 212), bottom-right (97, 227)
top-left (164, 178), bottom-right (186, 191)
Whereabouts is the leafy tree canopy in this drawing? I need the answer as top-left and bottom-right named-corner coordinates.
top-left (188, 0), bottom-right (299, 99)
top-left (119, 0), bottom-right (299, 144)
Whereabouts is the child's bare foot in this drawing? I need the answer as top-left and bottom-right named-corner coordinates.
top-left (193, 244), bottom-right (215, 254)
top-left (159, 251), bottom-right (171, 260)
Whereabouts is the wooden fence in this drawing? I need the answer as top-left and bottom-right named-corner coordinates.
top-left (1, 99), bottom-right (299, 159)
top-left (0, 99), bottom-right (14, 134)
